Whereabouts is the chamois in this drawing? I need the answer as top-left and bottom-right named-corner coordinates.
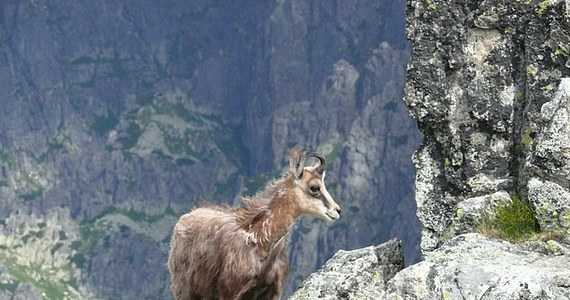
top-left (167, 146), bottom-right (341, 300)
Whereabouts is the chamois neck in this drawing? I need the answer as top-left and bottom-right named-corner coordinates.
top-left (238, 176), bottom-right (299, 252)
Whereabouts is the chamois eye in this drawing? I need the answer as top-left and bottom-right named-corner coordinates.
top-left (309, 185), bottom-right (320, 195)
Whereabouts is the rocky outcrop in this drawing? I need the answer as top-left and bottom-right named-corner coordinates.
top-left (291, 234), bottom-right (570, 299)
top-left (405, 0), bottom-right (570, 252)
top-left (383, 233), bottom-right (570, 299)
top-left (386, 0), bottom-right (570, 297)
top-left (289, 239), bottom-right (404, 300)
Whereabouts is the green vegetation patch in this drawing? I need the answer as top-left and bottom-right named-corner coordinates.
top-left (0, 279), bottom-right (19, 294)
top-left (70, 225), bottom-right (104, 255)
top-left (325, 141), bottom-right (344, 163)
top-left (14, 171), bottom-right (45, 201)
top-left (1, 257), bottom-right (74, 300)
top-left (0, 148), bottom-right (12, 164)
top-left (92, 112), bottom-right (119, 136)
top-left (477, 195), bottom-right (540, 241)
top-left (536, 0), bottom-right (550, 15)
top-left (521, 128), bottom-right (534, 149)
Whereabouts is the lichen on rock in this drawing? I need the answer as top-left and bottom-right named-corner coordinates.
top-left (528, 178), bottom-right (570, 235)
top-left (288, 239), bottom-right (404, 300)
top-left (405, 0), bottom-right (570, 253)
top-left (382, 234), bottom-right (570, 300)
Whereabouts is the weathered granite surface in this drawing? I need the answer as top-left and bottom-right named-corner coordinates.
top-left (292, 234), bottom-right (570, 299)
top-left (405, 0), bottom-right (570, 252)
top-left (383, 234), bottom-right (570, 300)
top-left (289, 239), bottom-right (404, 300)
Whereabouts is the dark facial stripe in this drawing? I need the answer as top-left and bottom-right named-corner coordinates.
top-left (317, 192), bottom-right (330, 209)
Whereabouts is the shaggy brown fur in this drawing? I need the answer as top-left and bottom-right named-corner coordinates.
top-left (168, 147), bottom-right (341, 300)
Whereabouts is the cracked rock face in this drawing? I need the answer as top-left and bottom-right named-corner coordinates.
top-left (382, 234), bottom-right (570, 300)
top-left (288, 239), bottom-right (404, 300)
top-left (405, 0), bottom-right (570, 252)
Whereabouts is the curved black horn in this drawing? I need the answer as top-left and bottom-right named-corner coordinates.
top-left (309, 152), bottom-right (327, 175)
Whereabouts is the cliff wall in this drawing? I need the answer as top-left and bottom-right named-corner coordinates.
top-left (291, 0), bottom-right (570, 299)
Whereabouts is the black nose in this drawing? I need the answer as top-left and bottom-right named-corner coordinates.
top-left (336, 208), bottom-right (341, 216)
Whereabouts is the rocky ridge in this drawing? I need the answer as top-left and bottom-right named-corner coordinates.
top-left (291, 233), bottom-right (570, 299)
top-left (290, 239), bottom-right (404, 300)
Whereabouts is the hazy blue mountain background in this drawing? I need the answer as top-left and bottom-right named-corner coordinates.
top-left (0, 1), bottom-right (421, 299)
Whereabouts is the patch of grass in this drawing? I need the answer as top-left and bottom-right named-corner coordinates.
top-left (21, 230), bottom-right (45, 243)
top-left (120, 208), bottom-right (175, 223)
top-left (91, 206), bottom-right (117, 221)
top-left (163, 129), bottom-right (187, 155)
top-left (51, 242), bottom-right (63, 255)
top-left (74, 225), bottom-right (104, 255)
top-left (1, 257), bottom-right (71, 300)
top-left (477, 195), bottom-right (540, 241)
top-left (15, 171), bottom-right (45, 200)
top-left (122, 209), bottom-right (149, 222)
top-left (0, 148), bottom-right (10, 163)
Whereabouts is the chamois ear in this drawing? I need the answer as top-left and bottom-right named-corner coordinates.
top-left (290, 146), bottom-right (308, 179)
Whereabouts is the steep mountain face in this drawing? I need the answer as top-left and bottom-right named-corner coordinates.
top-left (0, 1), bottom-right (420, 299)
top-left (288, 0), bottom-right (570, 299)
top-left (405, 0), bottom-right (570, 253)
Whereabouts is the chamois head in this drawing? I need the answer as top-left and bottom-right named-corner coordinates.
top-left (289, 146), bottom-right (341, 221)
